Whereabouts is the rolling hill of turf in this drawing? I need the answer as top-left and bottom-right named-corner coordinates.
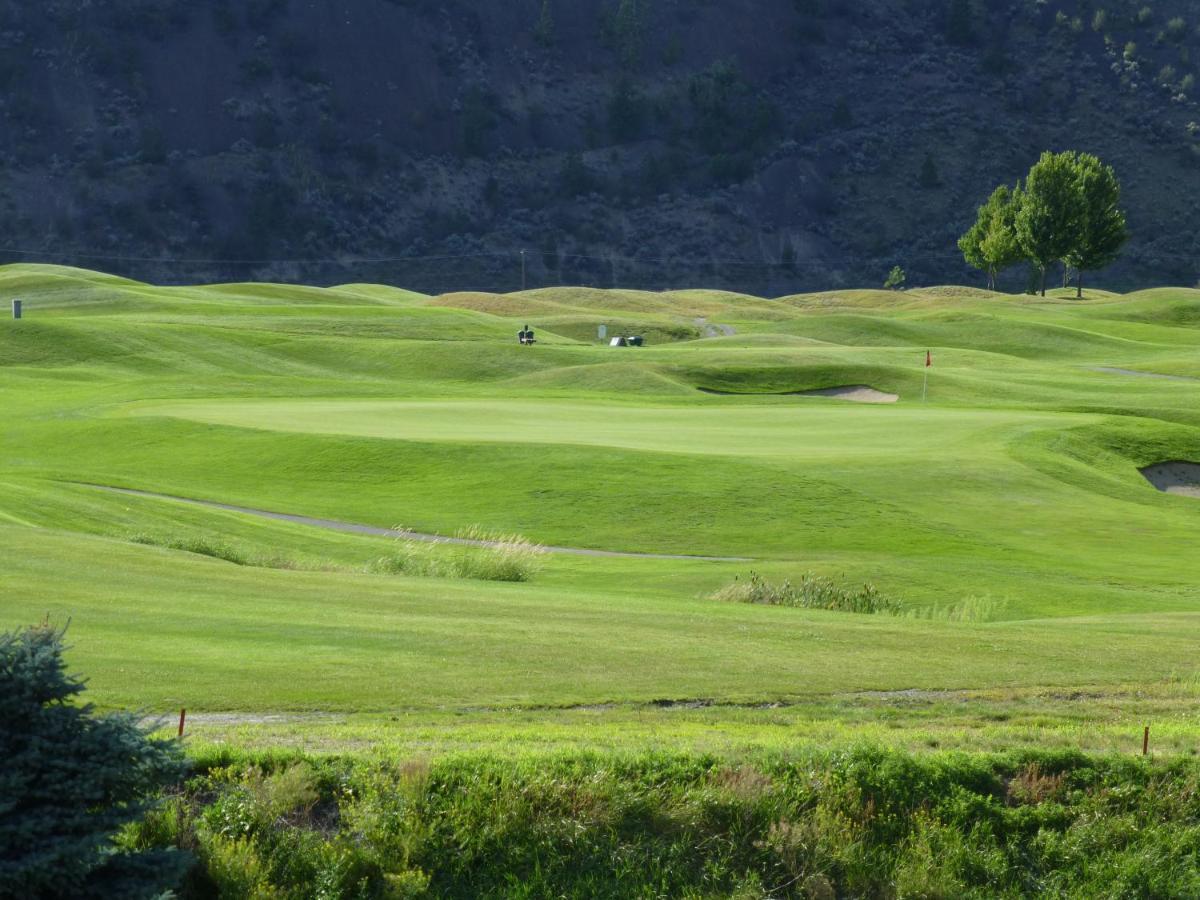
top-left (3, 263), bottom-right (1200, 753)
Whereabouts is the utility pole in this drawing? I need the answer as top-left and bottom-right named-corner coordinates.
top-left (520, 249), bottom-right (527, 292)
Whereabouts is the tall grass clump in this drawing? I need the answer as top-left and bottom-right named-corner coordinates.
top-left (712, 571), bottom-right (900, 614)
top-left (905, 594), bottom-right (1008, 623)
top-left (370, 526), bottom-right (545, 583)
top-left (129, 532), bottom-right (249, 565)
top-left (126, 532), bottom-right (304, 570)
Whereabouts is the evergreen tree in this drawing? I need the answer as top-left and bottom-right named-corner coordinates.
top-left (559, 152), bottom-right (595, 197)
top-left (1015, 150), bottom-right (1085, 296)
top-left (534, 0), bottom-right (554, 47)
top-left (919, 153), bottom-right (941, 189)
top-left (1065, 153), bottom-right (1127, 298)
top-left (608, 77), bottom-right (645, 141)
top-left (614, 0), bottom-right (642, 66)
top-left (0, 622), bottom-right (189, 898)
top-left (946, 0), bottom-right (974, 45)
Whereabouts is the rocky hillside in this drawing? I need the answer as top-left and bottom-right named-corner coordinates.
top-left (1, 0), bottom-right (1198, 292)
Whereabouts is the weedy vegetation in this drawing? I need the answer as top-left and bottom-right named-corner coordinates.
top-left (712, 571), bottom-right (901, 615)
top-left (370, 527), bottom-right (546, 582)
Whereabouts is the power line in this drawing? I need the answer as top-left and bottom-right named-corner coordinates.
top-left (0, 247), bottom-right (515, 265)
top-left (0, 245), bottom-right (986, 269)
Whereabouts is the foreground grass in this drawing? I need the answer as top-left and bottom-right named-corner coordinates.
top-left (130, 747), bottom-right (1200, 898)
top-left (169, 685), bottom-right (1200, 759)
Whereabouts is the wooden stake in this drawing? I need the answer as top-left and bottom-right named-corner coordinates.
top-left (1142, 725), bottom-right (1149, 756)
top-left (178, 708), bottom-right (187, 738)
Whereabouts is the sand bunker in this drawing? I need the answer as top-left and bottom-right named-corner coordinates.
top-left (798, 385), bottom-right (899, 404)
top-left (1140, 461), bottom-right (1200, 498)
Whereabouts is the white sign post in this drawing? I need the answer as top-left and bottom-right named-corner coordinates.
top-left (598, 324), bottom-right (607, 341)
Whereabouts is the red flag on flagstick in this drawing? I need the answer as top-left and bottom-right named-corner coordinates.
top-left (925, 350), bottom-right (932, 368)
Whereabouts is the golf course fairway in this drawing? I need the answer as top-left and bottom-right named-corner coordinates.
top-left (3, 264), bottom-right (1200, 755)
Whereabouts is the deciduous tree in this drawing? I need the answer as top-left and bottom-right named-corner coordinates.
top-left (959, 183), bottom-right (1024, 290)
top-left (1015, 150), bottom-right (1085, 296)
top-left (1065, 153), bottom-right (1126, 298)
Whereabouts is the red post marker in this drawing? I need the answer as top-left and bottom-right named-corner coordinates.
top-left (1143, 726), bottom-right (1150, 756)
top-left (178, 708), bottom-right (187, 738)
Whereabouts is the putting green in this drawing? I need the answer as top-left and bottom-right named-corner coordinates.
top-left (121, 398), bottom-right (1096, 460)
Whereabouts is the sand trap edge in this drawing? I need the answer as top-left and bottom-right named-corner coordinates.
top-left (797, 385), bottom-right (900, 404)
top-left (1140, 461), bottom-right (1200, 498)
top-left (698, 384), bottom-right (899, 404)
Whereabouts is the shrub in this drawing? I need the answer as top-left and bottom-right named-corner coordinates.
top-left (0, 622), bottom-right (189, 897)
top-left (201, 835), bottom-right (275, 898)
top-left (711, 571), bottom-right (901, 614)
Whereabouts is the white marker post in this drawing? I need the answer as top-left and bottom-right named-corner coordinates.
top-left (598, 324), bottom-right (607, 342)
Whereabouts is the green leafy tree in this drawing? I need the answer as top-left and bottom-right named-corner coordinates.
top-left (979, 193), bottom-right (1024, 290)
top-left (1015, 150), bottom-right (1085, 296)
top-left (0, 622), bottom-right (189, 898)
top-left (1065, 153), bottom-right (1126, 298)
top-left (884, 265), bottom-right (906, 290)
top-left (958, 183), bottom-right (1024, 290)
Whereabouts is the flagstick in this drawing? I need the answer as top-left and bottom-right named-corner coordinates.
top-left (922, 367), bottom-right (928, 403)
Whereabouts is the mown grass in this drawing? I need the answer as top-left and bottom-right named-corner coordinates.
top-left (3, 264), bottom-right (1200, 751)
